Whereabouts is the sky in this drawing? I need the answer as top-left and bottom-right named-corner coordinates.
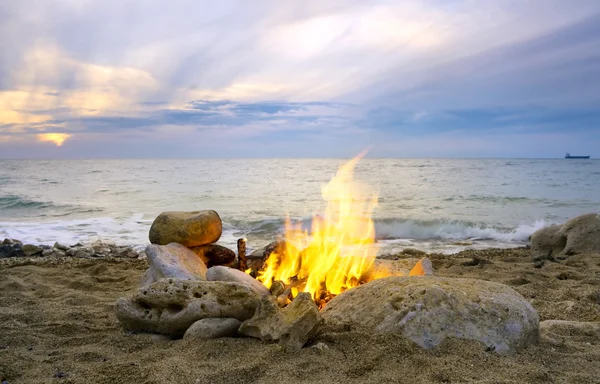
top-left (1, 0), bottom-right (599, 159)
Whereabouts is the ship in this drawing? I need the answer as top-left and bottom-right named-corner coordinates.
top-left (565, 152), bottom-right (590, 159)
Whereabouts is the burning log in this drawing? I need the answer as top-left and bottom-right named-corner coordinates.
top-left (237, 238), bottom-right (247, 271)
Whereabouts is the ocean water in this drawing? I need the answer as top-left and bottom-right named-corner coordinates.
top-left (1, 158), bottom-right (599, 255)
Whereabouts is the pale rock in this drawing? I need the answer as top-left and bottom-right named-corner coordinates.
top-left (149, 210), bottom-right (222, 247)
top-left (74, 246), bottom-right (94, 258)
top-left (183, 318), bottom-right (242, 339)
top-left (409, 257), bottom-right (434, 276)
top-left (206, 266), bottom-right (270, 296)
top-left (143, 243), bottom-right (208, 287)
top-left (115, 278), bottom-right (260, 337)
top-left (53, 242), bottom-right (69, 251)
top-left (238, 292), bottom-right (322, 351)
top-left (530, 213), bottom-right (600, 259)
top-left (321, 276), bottom-right (539, 354)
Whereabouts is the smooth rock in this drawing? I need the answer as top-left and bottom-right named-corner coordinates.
top-left (0, 243), bottom-right (24, 258)
top-left (143, 243), bottom-right (208, 287)
top-left (206, 266), bottom-right (270, 296)
top-left (115, 278), bottom-right (260, 337)
top-left (321, 276), bottom-right (539, 354)
top-left (183, 318), bottom-right (242, 339)
top-left (189, 244), bottom-right (236, 267)
top-left (238, 292), bottom-right (322, 351)
top-left (149, 210), bottom-right (222, 247)
top-left (530, 213), bottom-right (600, 259)
top-left (53, 242), bottom-right (69, 251)
top-left (22, 244), bottom-right (43, 256)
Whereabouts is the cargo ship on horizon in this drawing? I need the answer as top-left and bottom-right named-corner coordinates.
top-left (565, 152), bottom-right (590, 159)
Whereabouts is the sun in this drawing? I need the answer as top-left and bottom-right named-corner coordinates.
top-left (37, 133), bottom-right (72, 146)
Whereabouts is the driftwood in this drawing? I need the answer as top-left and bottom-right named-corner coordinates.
top-left (237, 238), bottom-right (247, 271)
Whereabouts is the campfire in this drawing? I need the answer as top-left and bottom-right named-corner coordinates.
top-left (241, 151), bottom-right (426, 308)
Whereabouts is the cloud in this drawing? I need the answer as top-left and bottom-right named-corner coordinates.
top-left (1, 0), bottom-right (599, 158)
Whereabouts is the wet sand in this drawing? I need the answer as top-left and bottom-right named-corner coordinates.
top-left (1, 248), bottom-right (599, 384)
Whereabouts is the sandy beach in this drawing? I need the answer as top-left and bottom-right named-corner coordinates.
top-left (1, 247), bottom-right (599, 384)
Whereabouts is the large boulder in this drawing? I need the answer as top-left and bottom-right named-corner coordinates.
top-left (321, 276), bottom-right (539, 354)
top-left (239, 292), bottom-right (322, 351)
top-left (143, 243), bottom-right (208, 287)
top-left (189, 244), bottom-right (236, 267)
top-left (149, 210), bottom-right (222, 247)
top-left (206, 266), bottom-right (270, 296)
top-left (115, 278), bottom-right (260, 337)
top-left (530, 213), bottom-right (600, 259)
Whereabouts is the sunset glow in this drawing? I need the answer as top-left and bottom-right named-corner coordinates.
top-left (37, 133), bottom-right (72, 146)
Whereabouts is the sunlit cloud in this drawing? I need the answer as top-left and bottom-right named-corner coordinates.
top-left (37, 133), bottom-right (72, 146)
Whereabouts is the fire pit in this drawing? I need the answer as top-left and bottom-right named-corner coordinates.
top-left (115, 153), bottom-right (538, 354)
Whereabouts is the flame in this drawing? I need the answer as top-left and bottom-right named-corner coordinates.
top-left (37, 133), bottom-right (72, 146)
top-left (254, 151), bottom-right (380, 300)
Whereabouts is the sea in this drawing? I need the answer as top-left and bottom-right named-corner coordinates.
top-left (1, 158), bottom-right (599, 255)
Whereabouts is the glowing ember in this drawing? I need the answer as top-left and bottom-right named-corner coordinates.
top-left (253, 151), bottom-right (380, 300)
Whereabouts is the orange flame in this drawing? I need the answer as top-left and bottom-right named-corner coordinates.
top-left (255, 151), bottom-right (380, 300)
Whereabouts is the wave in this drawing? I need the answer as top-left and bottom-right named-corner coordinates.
top-left (223, 216), bottom-right (549, 243)
top-left (374, 218), bottom-right (549, 242)
top-left (0, 194), bottom-right (104, 218)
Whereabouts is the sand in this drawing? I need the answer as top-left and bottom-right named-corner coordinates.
top-left (1, 248), bottom-right (600, 384)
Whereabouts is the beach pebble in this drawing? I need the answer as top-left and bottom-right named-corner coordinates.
top-left (239, 292), bottom-right (322, 351)
top-left (143, 243), bottom-right (208, 287)
top-left (183, 318), bottom-right (242, 339)
top-left (2, 238), bottom-right (22, 246)
top-left (115, 278), bottom-right (260, 337)
top-left (206, 266), bottom-right (270, 296)
top-left (530, 213), bottom-right (600, 259)
top-left (53, 242), bottom-right (69, 251)
top-left (321, 276), bottom-right (539, 355)
top-left (149, 210), bottom-right (222, 247)
top-left (22, 244), bottom-right (43, 257)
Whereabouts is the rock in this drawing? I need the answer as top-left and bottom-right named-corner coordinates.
top-left (113, 246), bottom-right (139, 259)
top-left (74, 246), bottom-right (94, 258)
top-left (361, 259), bottom-right (410, 281)
top-left (149, 210), bottom-right (222, 247)
top-left (238, 292), bottom-right (322, 351)
top-left (2, 238), bottom-right (22, 246)
top-left (0, 243), bottom-right (24, 258)
top-left (143, 243), bottom-right (208, 287)
top-left (183, 318), bottom-right (242, 339)
top-left (409, 257), bottom-right (434, 276)
top-left (53, 242), bottom-right (69, 251)
top-left (206, 266), bottom-right (270, 296)
top-left (189, 244), bottom-right (236, 267)
top-left (530, 213), bottom-right (600, 259)
top-left (42, 249), bottom-right (54, 257)
top-left (321, 276), bottom-right (539, 354)
top-left (115, 278), bottom-right (260, 337)
top-left (402, 248), bottom-right (427, 257)
top-left (22, 244), bottom-right (43, 256)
